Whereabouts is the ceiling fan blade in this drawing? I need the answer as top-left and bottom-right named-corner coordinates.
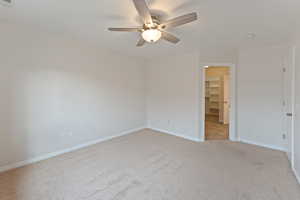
top-left (159, 12), bottom-right (197, 29)
top-left (161, 32), bottom-right (180, 44)
top-left (108, 28), bottom-right (141, 32)
top-left (136, 38), bottom-right (146, 47)
top-left (133, 0), bottom-right (153, 25)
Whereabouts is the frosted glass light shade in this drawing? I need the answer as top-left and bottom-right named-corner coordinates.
top-left (142, 29), bottom-right (162, 43)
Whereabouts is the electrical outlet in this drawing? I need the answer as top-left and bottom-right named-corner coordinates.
top-left (282, 134), bottom-right (286, 140)
top-left (167, 120), bottom-right (171, 128)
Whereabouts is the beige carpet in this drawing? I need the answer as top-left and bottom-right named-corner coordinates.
top-left (0, 129), bottom-right (299, 200)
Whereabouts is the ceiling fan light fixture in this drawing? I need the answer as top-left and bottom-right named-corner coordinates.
top-left (142, 29), bottom-right (162, 43)
top-left (108, 0), bottom-right (198, 47)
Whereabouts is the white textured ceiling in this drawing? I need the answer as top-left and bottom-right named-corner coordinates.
top-left (0, 0), bottom-right (299, 60)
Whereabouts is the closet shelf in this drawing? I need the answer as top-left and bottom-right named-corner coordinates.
top-left (205, 77), bottom-right (221, 115)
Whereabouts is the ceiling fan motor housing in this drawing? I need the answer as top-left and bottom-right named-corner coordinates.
top-left (143, 16), bottom-right (161, 30)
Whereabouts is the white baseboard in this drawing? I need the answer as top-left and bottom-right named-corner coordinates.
top-left (148, 127), bottom-right (201, 142)
top-left (240, 139), bottom-right (286, 152)
top-left (292, 167), bottom-right (300, 185)
top-left (0, 126), bottom-right (146, 173)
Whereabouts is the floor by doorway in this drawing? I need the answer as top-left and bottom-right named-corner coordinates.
top-left (204, 66), bottom-right (230, 140)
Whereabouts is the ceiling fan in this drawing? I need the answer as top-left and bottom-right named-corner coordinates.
top-left (108, 0), bottom-right (198, 47)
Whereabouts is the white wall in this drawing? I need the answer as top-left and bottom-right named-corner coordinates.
top-left (1, 22), bottom-right (296, 174)
top-left (0, 23), bottom-right (146, 168)
top-left (146, 45), bottom-right (290, 151)
top-left (294, 39), bottom-right (300, 182)
top-left (146, 53), bottom-right (201, 141)
top-left (237, 46), bottom-right (289, 151)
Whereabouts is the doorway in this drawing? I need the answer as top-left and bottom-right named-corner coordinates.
top-left (204, 66), bottom-right (230, 140)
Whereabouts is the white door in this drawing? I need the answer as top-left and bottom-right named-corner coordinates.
top-left (219, 75), bottom-right (230, 124)
top-left (283, 60), bottom-right (294, 161)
